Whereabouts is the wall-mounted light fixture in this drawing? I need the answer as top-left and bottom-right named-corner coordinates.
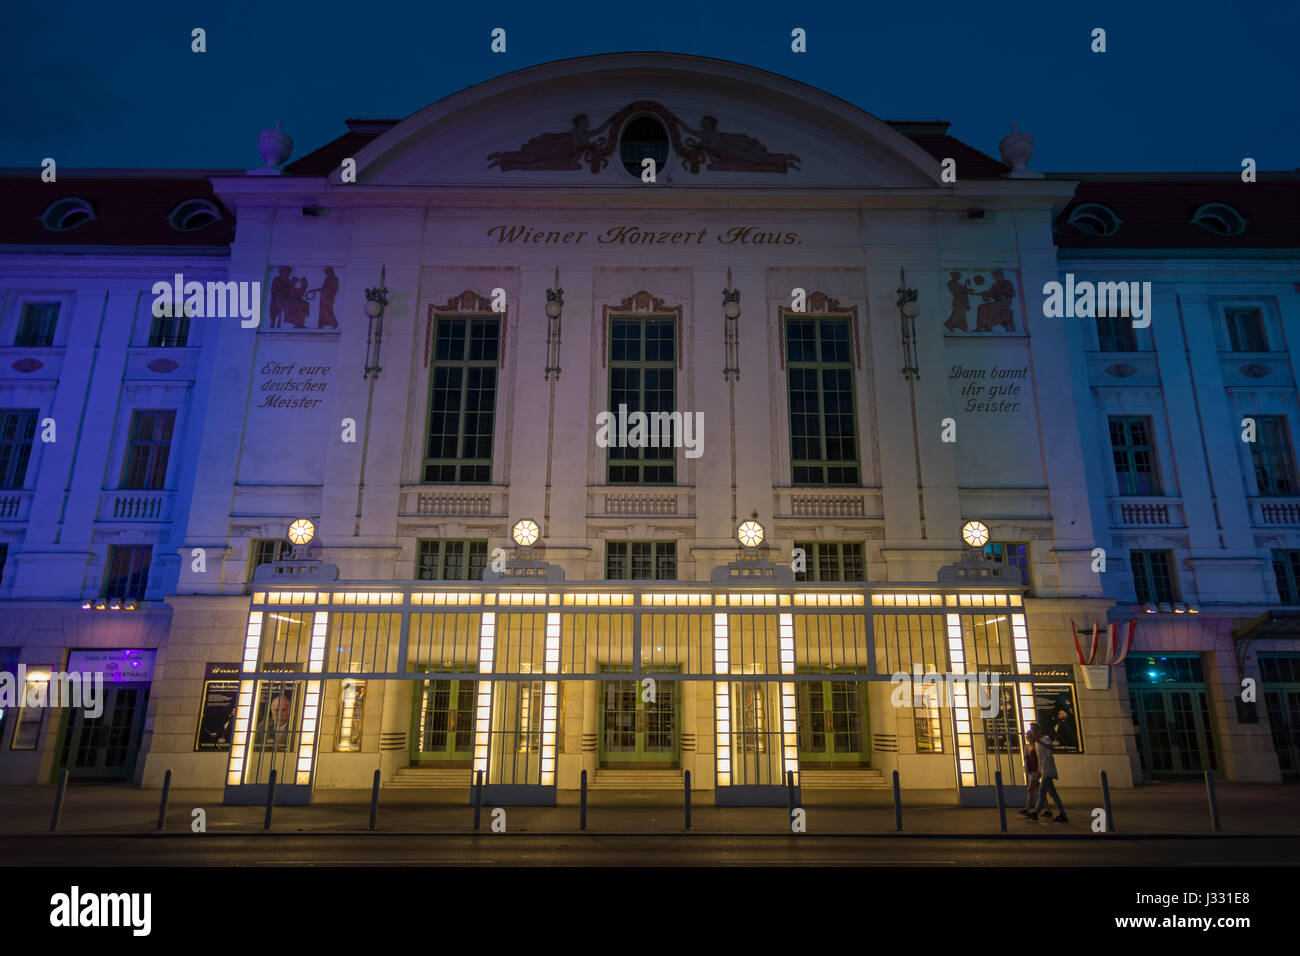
top-left (897, 268), bottom-right (920, 380)
top-left (545, 267), bottom-right (563, 382)
top-left (723, 267), bottom-right (741, 381)
top-left (512, 517), bottom-right (541, 554)
top-left (363, 268), bottom-right (389, 380)
top-left (288, 517), bottom-right (316, 558)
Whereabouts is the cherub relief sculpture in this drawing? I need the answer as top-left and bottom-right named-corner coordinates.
top-left (678, 115), bottom-right (800, 173)
top-left (944, 270), bottom-right (1017, 333)
top-left (487, 114), bottom-right (613, 173)
top-left (486, 103), bottom-right (800, 175)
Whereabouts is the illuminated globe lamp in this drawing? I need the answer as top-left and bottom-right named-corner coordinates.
top-left (512, 517), bottom-right (541, 554)
top-left (288, 517), bottom-right (316, 558)
top-left (736, 517), bottom-right (765, 557)
top-left (961, 519), bottom-right (990, 557)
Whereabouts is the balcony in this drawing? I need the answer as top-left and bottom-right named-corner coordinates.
top-left (0, 489), bottom-right (33, 521)
top-left (98, 489), bottom-right (174, 522)
top-left (1251, 498), bottom-right (1300, 527)
top-left (400, 485), bottom-right (506, 518)
top-left (588, 486), bottom-right (695, 518)
top-left (774, 486), bottom-right (883, 520)
top-left (1109, 497), bottom-right (1184, 528)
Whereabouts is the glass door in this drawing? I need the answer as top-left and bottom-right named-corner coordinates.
top-left (58, 683), bottom-right (149, 780)
top-left (411, 671), bottom-right (476, 765)
top-left (1131, 688), bottom-right (1217, 776)
top-left (599, 665), bottom-right (679, 768)
top-left (797, 676), bottom-right (870, 767)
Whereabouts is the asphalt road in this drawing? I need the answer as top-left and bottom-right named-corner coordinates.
top-left (4, 833), bottom-right (1296, 866)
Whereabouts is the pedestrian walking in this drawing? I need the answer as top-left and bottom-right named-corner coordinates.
top-left (1026, 726), bottom-right (1069, 823)
top-left (1019, 722), bottom-right (1040, 815)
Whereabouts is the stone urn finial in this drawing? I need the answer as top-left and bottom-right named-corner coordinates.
top-left (998, 123), bottom-right (1034, 172)
top-left (258, 121), bottom-right (294, 170)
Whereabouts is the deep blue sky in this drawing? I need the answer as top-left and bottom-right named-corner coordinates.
top-left (3, 0), bottom-right (1297, 173)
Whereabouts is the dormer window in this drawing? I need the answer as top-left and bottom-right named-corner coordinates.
top-left (1191, 202), bottom-right (1247, 236)
top-left (168, 198), bottom-right (222, 232)
top-left (39, 198), bottom-right (95, 231)
top-left (1067, 203), bottom-right (1121, 236)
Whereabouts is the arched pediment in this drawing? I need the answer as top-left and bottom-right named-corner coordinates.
top-left (342, 53), bottom-right (943, 188)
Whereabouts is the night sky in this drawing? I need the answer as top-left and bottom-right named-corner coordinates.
top-left (2, 0), bottom-right (1296, 173)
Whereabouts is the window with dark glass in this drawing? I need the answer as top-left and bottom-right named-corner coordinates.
top-left (793, 542), bottom-right (864, 582)
top-left (985, 541), bottom-right (1031, 586)
top-left (121, 411), bottom-right (175, 490)
top-left (1131, 550), bottom-right (1177, 604)
top-left (607, 317), bottom-right (675, 484)
top-left (424, 317), bottom-right (499, 483)
top-left (786, 317), bottom-right (859, 485)
top-left (619, 116), bottom-right (670, 177)
top-left (0, 410), bottom-right (38, 489)
top-left (1272, 550), bottom-right (1300, 604)
top-left (605, 541), bottom-right (676, 580)
top-left (1109, 416), bottom-right (1161, 495)
top-left (248, 538), bottom-right (291, 579)
top-left (148, 309), bottom-right (190, 347)
top-left (1249, 415), bottom-right (1298, 496)
top-left (1096, 312), bottom-right (1137, 352)
top-left (103, 545), bottom-right (151, 600)
top-left (1226, 307), bottom-right (1267, 352)
top-left (417, 539), bottom-right (488, 581)
top-left (15, 304), bottom-right (58, 347)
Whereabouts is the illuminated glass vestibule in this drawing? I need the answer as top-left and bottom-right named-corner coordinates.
top-left (224, 584), bottom-right (1038, 807)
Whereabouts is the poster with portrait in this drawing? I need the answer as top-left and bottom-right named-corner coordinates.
top-left (337, 679), bottom-right (367, 752)
top-left (194, 662), bottom-right (241, 752)
top-left (252, 663), bottom-right (302, 753)
top-left (1032, 665), bottom-right (1083, 754)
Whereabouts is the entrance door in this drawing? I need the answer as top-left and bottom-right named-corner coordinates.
top-left (58, 683), bottom-right (149, 780)
top-left (411, 675), bottom-right (476, 765)
top-left (798, 678), bottom-right (870, 767)
top-left (599, 666), bottom-right (678, 768)
top-left (1131, 688), bottom-right (1218, 776)
top-left (1263, 689), bottom-right (1300, 779)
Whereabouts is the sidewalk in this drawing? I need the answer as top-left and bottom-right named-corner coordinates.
top-left (5, 779), bottom-right (1297, 837)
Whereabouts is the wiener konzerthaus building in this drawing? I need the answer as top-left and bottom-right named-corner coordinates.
top-left (1, 54), bottom-right (1298, 806)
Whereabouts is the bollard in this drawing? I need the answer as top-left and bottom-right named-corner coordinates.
top-left (684, 770), bottom-right (692, 831)
top-left (892, 769), bottom-right (902, 831)
top-left (368, 769), bottom-right (380, 831)
top-left (1100, 770), bottom-right (1115, 832)
top-left (264, 768), bottom-right (277, 831)
top-left (579, 769), bottom-right (588, 831)
top-left (49, 769), bottom-right (69, 833)
top-left (994, 770), bottom-right (1007, 832)
top-left (157, 769), bottom-right (173, 831)
top-left (473, 770), bottom-right (483, 831)
top-left (1205, 771), bottom-right (1221, 832)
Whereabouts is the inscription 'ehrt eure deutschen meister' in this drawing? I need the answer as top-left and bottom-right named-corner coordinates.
top-left (486, 224), bottom-right (800, 245)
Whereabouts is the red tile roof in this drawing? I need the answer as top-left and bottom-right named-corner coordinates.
top-left (1055, 178), bottom-right (1300, 249)
top-left (0, 174), bottom-right (235, 248)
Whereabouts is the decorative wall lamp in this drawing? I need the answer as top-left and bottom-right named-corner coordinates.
top-left (544, 267), bottom-right (564, 382)
top-left (287, 517), bottom-right (316, 558)
top-left (363, 268), bottom-right (390, 380)
top-left (736, 514), bottom-right (765, 553)
top-left (897, 268), bottom-right (920, 381)
top-left (512, 517), bottom-right (541, 555)
top-left (961, 519), bottom-right (989, 553)
top-left (723, 267), bottom-right (741, 381)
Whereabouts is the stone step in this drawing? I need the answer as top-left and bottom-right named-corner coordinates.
top-left (799, 769), bottom-right (889, 789)
top-left (591, 770), bottom-right (685, 789)
top-left (389, 768), bottom-right (474, 788)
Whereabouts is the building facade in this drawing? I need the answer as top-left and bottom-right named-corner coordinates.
top-left (1, 53), bottom-right (1296, 803)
